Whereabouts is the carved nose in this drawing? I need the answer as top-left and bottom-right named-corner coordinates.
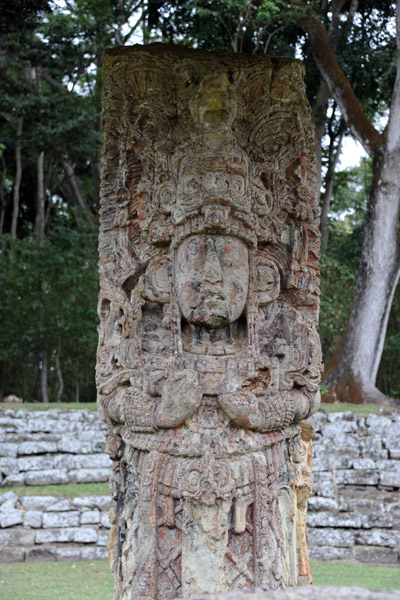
top-left (203, 253), bottom-right (222, 284)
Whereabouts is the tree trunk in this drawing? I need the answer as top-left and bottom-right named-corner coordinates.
top-left (75, 365), bottom-right (79, 403)
top-left (40, 351), bottom-right (49, 404)
top-left (62, 156), bottom-right (96, 224)
top-left (55, 337), bottom-right (64, 403)
top-left (324, 150), bottom-right (400, 405)
top-left (0, 154), bottom-right (6, 236)
top-left (312, 80), bottom-right (330, 199)
top-left (302, 3), bottom-right (400, 405)
top-left (10, 118), bottom-right (23, 238)
top-left (35, 151), bottom-right (45, 247)
top-left (320, 124), bottom-right (345, 251)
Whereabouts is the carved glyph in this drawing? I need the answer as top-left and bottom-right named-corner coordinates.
top-left (97, 44), bottom-right (322, 600)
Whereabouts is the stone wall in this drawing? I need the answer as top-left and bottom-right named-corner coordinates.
top-left (0, 408), bottom-right (111, 487)
top-left (310, 410), bottom-right (400, 565)
top-left (1, 407), bottom-right (400, 565)
top-left (0, 490), bottom-right (110, 563)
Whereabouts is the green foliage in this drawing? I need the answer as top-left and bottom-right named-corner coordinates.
top-left (0, 219), bottom-right (99, 402)
top-left (377, 283), bottom-right (400, 398)
top-left (319, 226), bottom-right (361, 365)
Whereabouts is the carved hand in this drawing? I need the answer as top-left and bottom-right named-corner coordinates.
top-left (156, 369), bottom-right (202, 428)
top-left (218, 390), bottom-right (261, 430)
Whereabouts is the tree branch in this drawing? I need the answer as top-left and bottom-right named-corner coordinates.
top-left (300, 13), bottom-right (381, 157)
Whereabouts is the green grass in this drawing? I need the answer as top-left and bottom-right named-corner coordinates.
top-left (3, 401), bottom-right (398, 415)
top-left (1, 402), bottom-right (98, 411)
top-left (319, 402), bottom-right (395, 415)
top-left (0, 560), bottom-right (114, 600)
top-left (0, 483), bottom-right (109, 498)
top-left (0, 561), bottom-right (399, 599)
top-left (312, 561), bottom-right (400, 590)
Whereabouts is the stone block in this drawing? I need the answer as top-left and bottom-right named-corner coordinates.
top-left (80, 546), bottom-right (108, 560)
top-left (376, 460), bottom-right (400, 472)
top-left (100, 512), bottom-right (111, 528)
top-left (312, 473), bottom-right (337, 498)
top-left (72, 495), bottom-right (111, 511)
top-left (389, 449), bottom-right (400, 459)
top-left (81, 509), bottom-right (100, 524)
top-left (335, 469), bottom-right (379, 486)
top-left (18, 441), bottom-right (57, 455)
top-left (17, 455), bottom-right (55, 472)
top-left (380, 471), bottom-right (400, 487)
top-left (0, 443), bottom-right (18, 457)
top-left (352, 545), bottom-right (399, 565)
top-left (69, 468), bottom-right (109, 483)
top-left (366, 414), bottom-right (393, 432)
top-left (25, 545), bottom-right (57, 562)
top-left (97, 529), bottom-right (110, 546)
top-left (25, 469), bottom-right (69, 486)
top-left (352, 458), bottom-right (376, 470)
top-left (1, 473), bottom-right (25, 486)
top-left (307, 528), bottom-right (355, 548)
top-left (57, 439), bottom-right (92, 454)
top-left (0, 507), bottom-right (23, 528)
top-left (24, 510), bottom-right (43, 528)
top-left (0, 491), bottom-right (18, 506)
top-left (0, 527), bottom-right (35, 546)
top-left (55, 546), bottom-right (83, 561)
top-left (356, 529), bottom-right (400, 549)
top-left (0, 546), bottom-right (25, 563)
top-left (308, 545), bottom-right (354, 562)
top-left (42, 511), bottom-right (80, 528)
top-left (307, 497), bottom-right (339, 511)
top-left (46, 499), bottom-right (72, 512)
top-left (35, 527), bottom-right (75, 543)
top-left (308, 511), bottom-right (363, 529)
top-left (0, 457), bottom-right (18, 475)
top-left (73, 528), bottom-right (98, 543)
top-left (21, 496), bottom-right (57, 511)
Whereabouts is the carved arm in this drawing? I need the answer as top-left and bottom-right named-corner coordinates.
top-left (98, 368), bottom-right (202, 432)
top-left (218, 386), bottom-right (319, 433)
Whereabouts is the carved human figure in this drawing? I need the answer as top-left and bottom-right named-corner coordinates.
top-left (98, 45), bottom-right (322, 600)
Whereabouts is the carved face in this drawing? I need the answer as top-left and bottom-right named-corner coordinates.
top-left (175, 234), bottom-right (249, 329)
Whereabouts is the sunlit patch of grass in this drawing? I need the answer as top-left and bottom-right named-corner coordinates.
top-left (0, 560), bottom-right (399, 599)
top-left (1, 403), bottom-right (98, 411)
top-left (311, 561), bottom-right (400, 590)
top-left (0, 560), bottom-right (114, 600)
top-left (319, 402), bottom-right (395, 415)
top-left (0, 483), bottom-right (109, 498)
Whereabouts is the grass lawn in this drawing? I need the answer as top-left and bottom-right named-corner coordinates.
top-left (0, 560), bottom-right (399, 600)
top-left (1, 402), bottom-right (98, 411)
top-left (2, 401), bottom-right (397, 415)
top-left (311, 561), bottom-right (400, 589)
top-left (0, 560), bottom-right (114, 600)
top-left (319, 402), bottom-right (397, 415)
top-left (0, 483), bottom-right (109, 497)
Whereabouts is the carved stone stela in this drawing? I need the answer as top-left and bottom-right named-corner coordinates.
top-left (97, 44), bottom-right (322, 600)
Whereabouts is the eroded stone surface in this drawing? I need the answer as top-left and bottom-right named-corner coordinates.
top-left (98, 44), bottom-right (322, 599)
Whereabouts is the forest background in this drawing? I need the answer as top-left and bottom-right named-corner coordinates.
top-left (0, 0), bottom-right (399, 406)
